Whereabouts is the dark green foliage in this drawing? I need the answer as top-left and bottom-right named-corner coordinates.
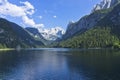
top-left (58, 27), bottom-right (120, 48)
top-left (0, 18), bottom-right (44, 48)
top-left (63, 7), bottom-right (112, 40)
top-left (57, 3), bottom-right (120, 49)
top-left (0, 44), bottom-right (7, 48)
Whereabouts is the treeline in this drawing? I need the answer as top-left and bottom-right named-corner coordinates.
top-left (0, 44), bottom-right (7, 48)
top-left (57, 27), bottom-right (120, 48)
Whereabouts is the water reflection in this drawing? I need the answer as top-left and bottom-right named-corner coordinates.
top-left (66, 49), bottom-right (120, 80)
top-left (0, 49), bottom-right (120, 80)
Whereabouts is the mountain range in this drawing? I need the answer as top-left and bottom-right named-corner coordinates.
top-left (0, 0), bottom-right (120, 48)
top-left (38, 27), bottom-right (65, 41)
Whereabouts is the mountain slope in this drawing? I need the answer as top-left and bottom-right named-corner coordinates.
top-left (25, 27), bottom-right (52, 45)
top-left (63, 8), bottom-right (111, 39)
top-left (59, 27), bottom-right (120, 48)
top-left (58, 3), bottom-right (120, 48)
top-left (63, 0), bottom-right (120, 40)
top-left (25, 27), bottom-right (46, 41)
top-left (0, 18), bottom-right (44, 48)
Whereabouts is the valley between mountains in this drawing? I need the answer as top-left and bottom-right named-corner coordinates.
top-left (0, 0), bottom-right (120, 49)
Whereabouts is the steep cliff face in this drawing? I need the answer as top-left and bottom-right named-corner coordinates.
top-left (97, 2), bottom-right (120, 26)
top-left (63, 9), bottom-right (111, 39)
top-left (63, 0), bottom-right (120, 40)
top-left (58, 3), bottom-right (120, 48)
top-left (96, 2), bottom-right (120, 38)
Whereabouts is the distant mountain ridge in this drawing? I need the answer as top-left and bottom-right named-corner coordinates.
top-left (38, 27), bottom-right (65, 41)
top-left (25, 27), bottom-right (45, 41)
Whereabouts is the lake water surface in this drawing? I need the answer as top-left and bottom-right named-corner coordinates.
top-left (0, 48), bottom-right (120, 80)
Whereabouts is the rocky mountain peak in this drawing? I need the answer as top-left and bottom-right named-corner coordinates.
top-left (38, 27), bottom-right (65, 41)
top-left (92, 0), bottom-right (120, 11)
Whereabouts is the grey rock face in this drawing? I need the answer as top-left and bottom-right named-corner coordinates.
top-left (63, 12), bottom-right (108, 39)
top-left (63, 0), bottom-right (120, 40)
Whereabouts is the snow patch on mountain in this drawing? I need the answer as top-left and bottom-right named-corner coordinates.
top-left (92, 0), bottom-right (120, 11)
top-left (37, 27), bottom-right (65, 41)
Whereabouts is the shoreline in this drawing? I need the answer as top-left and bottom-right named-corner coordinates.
top-left (0, 47), bottom-right (119, 51)
top-left (0, 48), bottom-right (15, 51)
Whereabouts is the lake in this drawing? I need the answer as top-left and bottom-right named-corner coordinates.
top-left (0, 48), bottom-right (120, 80)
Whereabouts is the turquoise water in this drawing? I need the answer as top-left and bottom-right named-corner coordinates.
top-left (0, 48), bottom-right (120, 80)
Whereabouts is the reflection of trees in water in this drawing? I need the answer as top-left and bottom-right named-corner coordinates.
top-left (0, 50), bottom-right (49, 79)
top-left (0, 50), bottom-right (44, 72)
top-left (0, 50), bottom-right (21, 79)
top-left (66, 49), bottom-right (120, 80)
top-left (0, 51), bottom-right (20, 73)
top-left (0, 49), bottom-right (120, 80)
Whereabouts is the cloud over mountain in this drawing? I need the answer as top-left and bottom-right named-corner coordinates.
top-left (0, 0), bottom-right (44, 28)
top-left (0, 0), bottom-right (66, 40)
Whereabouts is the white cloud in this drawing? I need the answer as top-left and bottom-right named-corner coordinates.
top-left (0, 0), bottom-right (26, 17)
top-left (20, 1), bottom-right (35, 15)
top-left (53, 15), bottom-right (57, 18)
top-left (0, 0), bottom-right (44, 28)
top-left (39, 16), bottom-right (43, 19)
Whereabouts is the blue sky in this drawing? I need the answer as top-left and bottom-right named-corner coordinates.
top-left (0, 0), bottom-right (101, 30)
